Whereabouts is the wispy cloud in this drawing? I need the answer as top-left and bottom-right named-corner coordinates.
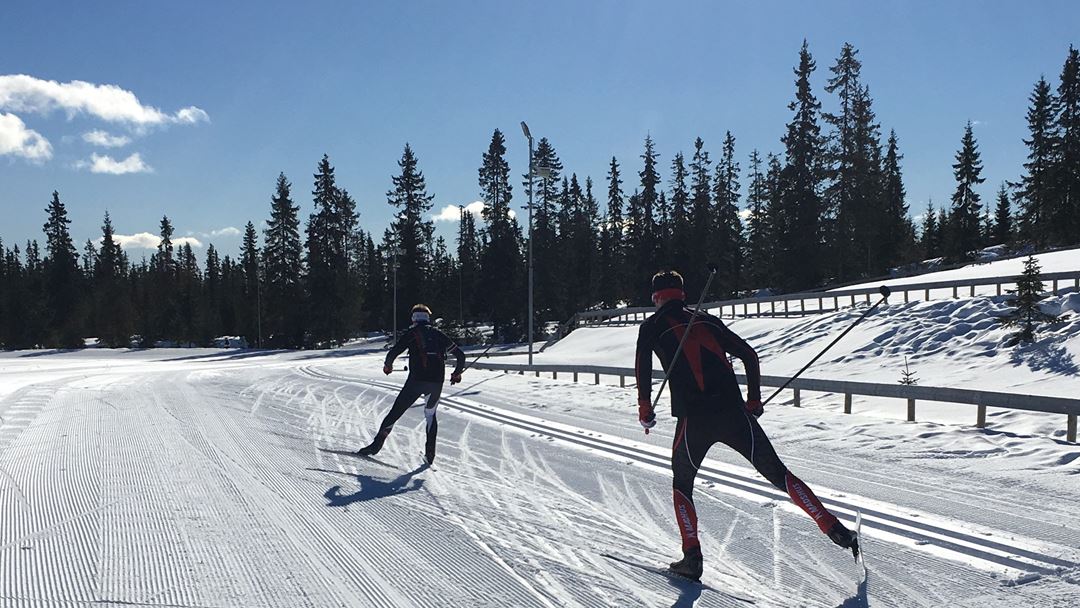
top-left (75, 152), bottom-right (153, 175)
top-left (210, 226), bottom-right (241, 238)
top-left (82, 129), bottom-right (131, 148)
top-left (0, 112), bottom-right (51, 160)
top-left (109, 232), bottom-right (202, 250)
top-left (0, 74), bottom-right (209, 127)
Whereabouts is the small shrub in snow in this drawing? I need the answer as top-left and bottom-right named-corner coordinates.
top-left (899, 356), bottom-right (919, 385)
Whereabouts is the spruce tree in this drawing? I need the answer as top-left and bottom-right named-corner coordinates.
top-left (921, 201), bottom-right (940, 259)
top-left (306, 154), bottom-right (359, 345)
top-left (95, 212), bottom-right (132, 347)
top-left (687, 138), bottom-right (713, 294)
top-left (526, 137), bottom-right (563, 323)
top-left (598, 156), bottom-right (626, 307)
top-left (881, 130), bottom-right (913, 268)
top-left (993, 184), bottom-right (1013, 246)
top-left (477, 129), bottom-right (524, 341)
top-left (744, 149), bottom-right (771, 289)
top-left (41, 191), bottom-right (82, 347)
top-left (778, 41), bottom-right (827, 290)
top-left (1017, 77), bottom-right (1058, 246)
top-left (263, 172), bottom-right (304, 347)
top-left (946, 122), bottom-right (986, 262)
top-left (387, 143), bottom-right (435, 331)
top-left (713, 132), bottom-right (744, 297)
top-left (241, 222), bottom-right (261, 346)
top-left (668, 152), bottom-right (691, 271)
top-left (1051, 46), bottom-right (1080, 245)
top-left (1000, 255), bottom-right (1057, 344)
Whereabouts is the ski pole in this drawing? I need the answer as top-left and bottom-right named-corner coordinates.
top-left (461, 340), bottom-right (499, 374)
top-left (762, 284), bottom-right (892, 406)
top-left (652, 264), bottom-right (719, 411)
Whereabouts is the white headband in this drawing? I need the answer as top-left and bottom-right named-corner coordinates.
top-left (411, 311), bottom-right (430, 323)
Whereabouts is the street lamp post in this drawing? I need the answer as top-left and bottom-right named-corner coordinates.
top-left (392, 247), bottom-right (400, 341)
top-left (458, 204), bottom-right (465, 330)
top-left (521, 121), bottom-right (535, 365)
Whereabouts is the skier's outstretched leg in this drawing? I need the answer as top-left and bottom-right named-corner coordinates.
top-left (359, 382), bottom-right (424, 455)
top-left (669, 417), bottom-right (713, 580)
top-left (718, 407), bottom-right (858, 556)
top-left (422, 383), bottom-right (442, 465)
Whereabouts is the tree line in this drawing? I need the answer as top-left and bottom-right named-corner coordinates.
top-left (2, 42), bottom-right (1078, 350)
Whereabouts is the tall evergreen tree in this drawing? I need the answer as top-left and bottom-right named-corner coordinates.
top-left (477, 129), bottom-right (525, 341)
top-left (631, 135), bottom-right (661, 303)
top-left (241, 222), bottom-right (261, 346)
top-left (744, 149), bottom-right (772, 290)
top-left (1017, 76), bottom-right (1058, 246)
top-left (778, 41), bottom-right (827, 290)
top-left (387, 143), bottom-right (435, 330)
top-left (713, 132), bottom-right (744, 297)
top-left (687, 138), bottom-right (713, 293)
top-left (1051, 46), bottom-right (1080, 245)
top-left (94, 212), bottom-right (132, 347)
top-left (881, 130), bottom-right (913, 268)
top-left (262, 172), bottom-right (304, 347)
top-left (921, 200), bottom-right (941, 259)
top-left (41, 191), bottom-right (81, 347)
top-left (526, 137), bottom-right (563, 323)
top-left (598, 156), bottom-right (626, 307)
top-left (306, 154), bottom-right (358, 346)
top-left (993, 183), bottom-right (1013, 246)
top-left (667, 152), bottom-right (691, 270)
top-left (946, 122), bottom-right (986, 262)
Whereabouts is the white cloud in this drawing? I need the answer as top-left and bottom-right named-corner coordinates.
top-left (110, 232), bottom-right (202, 250)
top-left (0, 74), bottom-right (209, 127)
top-left (0, 112), bottom-right (52, 160)
top-left (82, 129), bottom-right (131, 148)
top-left (75, 152), bottom-right (153, 175)
top-left (210, 226), bottom-right (241, 238)
top-left (432, 201), bottom-right (487, 222)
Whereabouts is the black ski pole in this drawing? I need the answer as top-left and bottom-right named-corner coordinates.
top-left (652, 264), bottom-right (719, 411)
top-left (461, 340), bottom-right (499, 374)
top-left (762, 285), bottom-right (892, 406)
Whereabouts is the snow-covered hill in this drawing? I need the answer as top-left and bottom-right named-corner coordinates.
top-left (843, 247), bottom-right (1080, 290)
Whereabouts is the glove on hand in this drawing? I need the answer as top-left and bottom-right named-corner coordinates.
top-left (383, 364), bottom-right (393, 375)
top-left (450, 372), bottom-right (462, 385)
top-left (745, 399), bottom-right (764, 418)
top-left (638, 399), bottom-right (657, 434)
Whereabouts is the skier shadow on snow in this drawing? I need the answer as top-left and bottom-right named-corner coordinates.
top-left (318, 465), bottom-right (427, 507)
top-left (663, 577), bottom-right (702, 608)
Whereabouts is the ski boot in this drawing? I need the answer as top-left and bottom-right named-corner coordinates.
top-left (668, 545), bottom-right (703, 581)
top-left (356, 440), bottom-right (383, 457)
top-left (827, 520), bottom-right (860, 560)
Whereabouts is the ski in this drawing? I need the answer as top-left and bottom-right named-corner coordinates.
top-left (854, 510), bottom-right (867, 583)
top-left (599, 553), bottom-right (756, 604)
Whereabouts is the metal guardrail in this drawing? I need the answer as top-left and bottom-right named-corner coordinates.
top-left (574, 270), bottom-right (1080, 325)
top-left (471, 361), bottom-right (1080, 443)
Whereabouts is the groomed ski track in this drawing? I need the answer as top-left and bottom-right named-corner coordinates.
top-left (1, 351), bottom-right (1078, 607)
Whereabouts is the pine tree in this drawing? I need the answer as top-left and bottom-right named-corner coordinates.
top-left (94, 212), bottom-right (132, 347)
top-left (1000, 255), bottom-right (1057, 344)
top-left (262, 173), bottom-right (304, 347)
top-left (778, 41), bottom-right (827, 290)
top-left (946, 122), bottom-right (986, 262)
top-left (306, 154), bottom-right (359, 346)
top-left (1051, 46), bottom-right (1080, 245)
top-left (1017, 76), bottom-right (1058, 246)
top-left (762, 153), bottom-right (785, 287)
top-left (626, 136), bottom-right (661, 304)
top-left (41, 191), bottom-right (82, 347)
top-left (202, 244), bottom-right (223, 342)
top-left (477, 129), bottom-right (525, 341)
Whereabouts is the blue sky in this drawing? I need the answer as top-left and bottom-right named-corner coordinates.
top-left (1, 1), bottom-right (1077, 258)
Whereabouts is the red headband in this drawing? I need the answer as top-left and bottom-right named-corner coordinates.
top-left (651, 288), bottom-right (685, 306)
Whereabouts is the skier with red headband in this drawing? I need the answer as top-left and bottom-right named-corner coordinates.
top-left (635, 270), bottom-right (859, 581)
top-left (358, 304), bottom-right (466, 465)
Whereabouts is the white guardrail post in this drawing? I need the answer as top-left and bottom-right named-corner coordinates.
top-left (467, 361), bottom-right (1080, 444)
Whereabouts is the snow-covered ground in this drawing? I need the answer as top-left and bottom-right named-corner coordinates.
top-left (841, 247), bottom-right (1080, 291)
top-left (1, 339), bottom-right (1078, 606)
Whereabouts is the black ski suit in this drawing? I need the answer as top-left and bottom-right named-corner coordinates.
top-left (367, 322), bottom-right (466, 460)
top-left (635, 300), bottom-right (839, 554)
